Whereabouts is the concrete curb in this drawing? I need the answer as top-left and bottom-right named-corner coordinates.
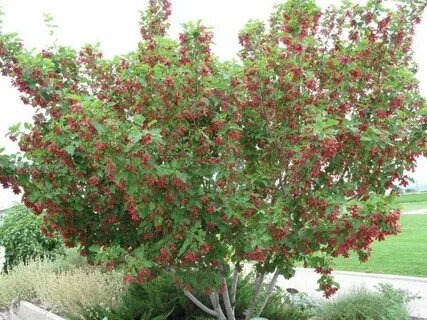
top-left (9, 301), bottom-right (64, 320)
top-left (295, 268), bottom-right (427, 283)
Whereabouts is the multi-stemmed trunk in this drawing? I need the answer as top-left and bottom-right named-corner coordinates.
top-left (184, 269), bottom-right (281, 320)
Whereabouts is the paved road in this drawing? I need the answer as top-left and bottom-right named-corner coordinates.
top-left (278, 268), bottom-right (427, 318)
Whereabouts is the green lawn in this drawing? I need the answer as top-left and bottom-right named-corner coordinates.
top-left (397, 192), bottom-right (427, 213)
top-left (401, 201), bottom-right (427, 212)
top-left (397, 192), bottom-right (427, 204)
top-left (331, 215), bottom-right (427, 277)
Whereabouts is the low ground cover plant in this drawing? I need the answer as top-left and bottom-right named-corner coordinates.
top-left (316, 283), bottom-right (419, 320)
top-left (0, 249), bottom-right (126, 317)
top-left (74, 273), bottom-right (315, 320)
top-left (71, 276), bottom-right (418, 320)
top-left (0, 249), bottom-right (418, 320)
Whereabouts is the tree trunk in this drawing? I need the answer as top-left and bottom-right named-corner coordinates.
top-left (257, 269), bottom-right (280, 317)
top-left (210, 292), bottom-right (227, 320)
top-left (244, 272), bottom-right (265, 320)
top-left (185, 269), bottom-right (279, 320)
top-left (221, 277), bottom-right (236, 320)
top-left (183, 290), bottom-right (219, 318)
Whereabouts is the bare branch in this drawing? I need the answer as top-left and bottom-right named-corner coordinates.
top-left (221, 277), bottom-right (236, 320)
top-left (244, 272), bottom-right (265, 320)
top-left (257, 269), bottom-right (281, 316)
top-left (184, 290), bottom-right (218, 317)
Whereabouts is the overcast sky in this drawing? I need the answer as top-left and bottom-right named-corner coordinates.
top-left (0, 0), bottom-right (426, 209)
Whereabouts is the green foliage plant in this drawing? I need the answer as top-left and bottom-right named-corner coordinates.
top-left (0, 0), bottom-right (426, 319)
top-left (75, 273), bottom-right (314, 320)
top-left (73, 277), bottom-right (185, 320)
top-left (0, 204), bottom-right (64, 272)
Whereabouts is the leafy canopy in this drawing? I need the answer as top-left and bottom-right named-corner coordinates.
top-left (0, 0), bottom-right (426, 296)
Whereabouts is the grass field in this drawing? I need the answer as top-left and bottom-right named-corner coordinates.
top-left (397, 192), bottom-right (427, 212)
top-left (397, 192), bottom-right (427, 204)
top-left (331, 215), bottom-right (427, 277)
top-left (401, 202), bottom-right (427, 211)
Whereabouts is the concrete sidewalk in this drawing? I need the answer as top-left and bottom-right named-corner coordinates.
top-left (277, 268), bottom-right (427, 318)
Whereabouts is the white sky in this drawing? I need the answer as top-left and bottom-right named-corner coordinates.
top-left (0, 0), bottom-right (426, 208)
